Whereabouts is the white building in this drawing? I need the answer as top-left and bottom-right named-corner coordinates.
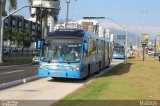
top-left (110, 33), bottom-right (114, 42)
top-left (98, 26), bottom-right (105, 38)
top-left (29, 17), bottom-right (54, 32)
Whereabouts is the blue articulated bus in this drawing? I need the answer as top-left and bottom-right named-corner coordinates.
top-left (113, 43), bottom-right (125, 59)
top-left (38, 28), bottom-right (112, 79)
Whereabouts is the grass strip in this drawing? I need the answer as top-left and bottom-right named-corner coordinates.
top-left (2, 57), bottom-right (32, 65)
top-left (52, 57), bottom-right (160, 106)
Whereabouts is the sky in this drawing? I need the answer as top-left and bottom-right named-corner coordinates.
top-left (5, 0), bottom-right (160, 41)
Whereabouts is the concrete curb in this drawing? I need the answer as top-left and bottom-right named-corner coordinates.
top-left (0, 76), bottom-right (41, 90)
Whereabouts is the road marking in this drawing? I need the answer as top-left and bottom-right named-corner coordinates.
top-left (0, 70), bottom-right (26, 75)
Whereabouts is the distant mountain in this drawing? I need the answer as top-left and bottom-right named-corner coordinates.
top-left (58, 19), bottom-right (74, 24)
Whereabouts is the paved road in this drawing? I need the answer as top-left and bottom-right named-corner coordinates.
top-left (0, 64), bottom-right (38, 84)
top-left (0, 59), bottom-right (123, 106)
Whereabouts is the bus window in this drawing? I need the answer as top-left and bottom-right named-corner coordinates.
top-left (83, 39), bottom-right (88, 57)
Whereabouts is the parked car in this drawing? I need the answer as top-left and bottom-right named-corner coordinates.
top-left (3, 48), bottom-right (11, 55)
top-left (32, 51), bottom-right (40, 65)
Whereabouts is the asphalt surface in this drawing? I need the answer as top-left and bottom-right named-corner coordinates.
top-left (0, 64), bottom-right (38, 84)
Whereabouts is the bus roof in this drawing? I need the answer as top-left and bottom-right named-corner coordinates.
top-left (47, 28), bottom-right (112, 44)
top-left (47, 28), bottom-right (85, 37)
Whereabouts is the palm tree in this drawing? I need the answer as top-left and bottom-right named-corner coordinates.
top-left (23, 30), bottom-right (31, 55)
top-left (28, 0), bottom-right (59, 37)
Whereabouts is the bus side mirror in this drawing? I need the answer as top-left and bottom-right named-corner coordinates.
top-left (84, 43), bottom-right (88, 51)
top-left (36, 39), bottom-right (44, 50)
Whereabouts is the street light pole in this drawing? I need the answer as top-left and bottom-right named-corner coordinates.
top-left (0, 5), bottom-right (30, 63)
top-left (65, 0), bottom-right (70, 28)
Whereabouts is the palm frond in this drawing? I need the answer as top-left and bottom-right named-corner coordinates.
top-left (50, 9), bottom-right (59, 25)
top-left (9, 0), bottom-right (17, 12)
top-left (28, 0), bottom-right (32, 3)
top-left (2, 0), bottom-right (7, 16)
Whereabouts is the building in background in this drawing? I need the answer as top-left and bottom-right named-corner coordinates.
top-left (54, 20), bottom-right (114, 41)
top-left (3, 15), bottom-right (42, 48)
top-left (28, 17), bottom-right (51, 33)
top-left (55, 20), bottom-right (99, 33)
top-left (55, 20), bottom-right (100, 36)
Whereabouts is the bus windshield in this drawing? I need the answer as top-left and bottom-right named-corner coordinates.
top-left (40, 38), bottom-right (82, 63)
top-left (113, 47), bottom-right (125, 54)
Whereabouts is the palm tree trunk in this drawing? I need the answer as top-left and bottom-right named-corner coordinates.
top-left (0, 1), bottom-right (2, 32)
top-left (42, 15), bottom-right (48, 39)
top-left (0, 1), bottom-right (3, 62)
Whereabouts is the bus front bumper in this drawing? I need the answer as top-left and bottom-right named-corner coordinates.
top-left (38, 69), bottom-right (82, 79)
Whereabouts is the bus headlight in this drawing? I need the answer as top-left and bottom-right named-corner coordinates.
top-left (39, 64), bottom-right (47, 70)
top-left (72, 65), bottom-right (80, 71)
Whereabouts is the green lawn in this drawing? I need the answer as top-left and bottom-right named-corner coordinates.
top-left (53, 56), bottom-right (160, 106)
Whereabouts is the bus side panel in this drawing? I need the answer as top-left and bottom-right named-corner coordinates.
top-left (89, 39), bottom-right (100, 74)
top-left (90, 55), bottom-right (99, 74)
top-left (81, 55), bottom-right (90, 78)
top-left (98, 39), bottom-right (104, 70)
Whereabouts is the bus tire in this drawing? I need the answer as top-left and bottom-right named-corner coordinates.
top-left (52, 77), bottom-right (59, 80)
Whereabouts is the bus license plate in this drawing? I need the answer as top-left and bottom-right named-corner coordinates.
top-left (55, 73), bottom-right (61, 77)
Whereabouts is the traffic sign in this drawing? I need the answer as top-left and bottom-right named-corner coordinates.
top-left (141, 34), bottom-right (149, 46)
top-left (156, 44), bottom-right (160, 49)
